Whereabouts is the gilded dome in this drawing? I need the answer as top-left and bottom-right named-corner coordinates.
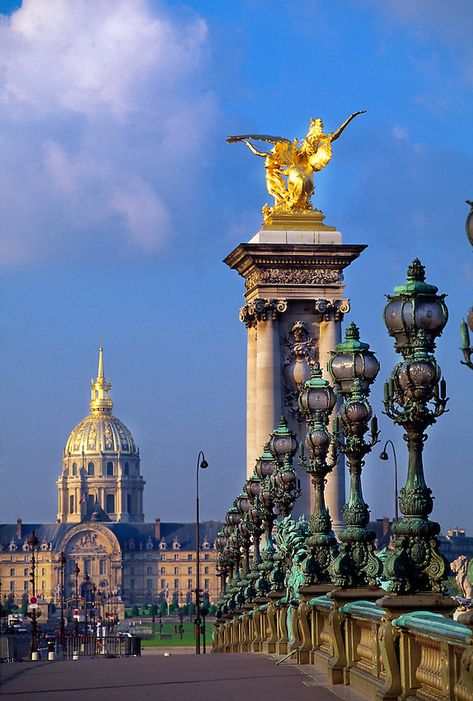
top-left (64, 347), bottom-right (138, 457)
top-left (65, 414), bottom-right (137, 456)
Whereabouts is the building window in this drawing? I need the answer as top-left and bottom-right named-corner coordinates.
top-left (23, 581), bottom-right (28, 591)
top-left (84, 559), bottom-right (91, 575)
top-left (41, 581), bottom-right (45, 591)
top-left (10, 581), bottom-right (14, 591)
top-left (24, 568), bottom-right (28, 577)
top-left (10, 568), bottom-right (14, 577)
top-left (174, 579), bottom-right (178, 590)
top-left (131, 579), bottom-right (135, 589)
top-left (106, 461), bottom-right (114, 476)
top-left (127, 494), bottom-right (131, 513)
top-left (187, 554), bottom-right (193, 561)
top-left (124, 462), bottom-right (129, 476)
top-left (187, 579), bottom-right (192, 589)
top-left (72, 463), bottom-right (77, 476)
top-left (173, 567), bottom-right (178, 575)
top-left (204, 554), bottom-right (209, 561)
top-left (204, 579), bottom-right (210, 589)
top-left (173, 554), bottom-right (179, 560)
top-left (87, 462), bottom-right (94, 476)
top-left (161, 579), bottom-right (165, 589)
top-left (147, 567), bottom-right (152, 575)
top-left (147, 579), bottom-right (152, 591)
top-left (41, 568), bottom-right (45, 576)
top-left (160, 567), bottom-right (165, 575)
top-left (88, 494), bottom-right (94, 510)
top-left (69, 495), bottom-right (74, 514)
top-left (187, 567), bottom-right (192, 575)
top-left (106, 494), bottom-right (115, 513)
top-left (204, 566), bottom-right (209, 574)
top-left (99, 559), bottom-right (106, 575)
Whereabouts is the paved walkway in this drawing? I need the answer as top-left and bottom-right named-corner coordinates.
top-left (0, 652), bottom-right (362, 701)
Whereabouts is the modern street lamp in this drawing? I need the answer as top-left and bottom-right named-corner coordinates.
top-left (28, 531), bottom-right (39, 659)
top-left (379, 440), bottom-right (399, 523)
top-left (59, 551), bottom-right (66, 648)
top-left (195, 450), bottom-right (208, 655)
top-left (460, 200), bottom-right (473, 370)
top-left (74, 562), bottom-right (80, 637)
top-left (83, 573), bottom-right (91, 634)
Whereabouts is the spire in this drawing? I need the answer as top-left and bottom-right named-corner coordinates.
top-left (90, 347), bottom-right (113, 415)
top-left (97, 345), bottom-right (104, 381)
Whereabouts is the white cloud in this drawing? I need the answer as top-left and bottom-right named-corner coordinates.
top-left (392, 125), bottom-right (408, 141)
top-left (0, 0), bottom-right (216, 265)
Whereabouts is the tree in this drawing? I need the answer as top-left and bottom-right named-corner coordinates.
top-left (131, 604), bottom-right (139, 617)
top-left (150, 603), bottom-right (158, 617)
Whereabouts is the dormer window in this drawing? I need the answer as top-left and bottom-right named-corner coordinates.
top-left (87, 462), bottom-right (94, 476)
top-left (159, 538), bottom-right (167, 550)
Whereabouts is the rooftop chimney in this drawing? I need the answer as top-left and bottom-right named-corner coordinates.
top-left (155, 518), bottom-right (161, 540)
top-left (16, 518), bottom-right (22, 540)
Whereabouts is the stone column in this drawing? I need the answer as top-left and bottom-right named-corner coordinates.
top-left (246, 325), bottom-right (257, 477)
top-left (255, 314), bottom-right (282, 462)
top-left (318, 311), bottom-right (345, 532)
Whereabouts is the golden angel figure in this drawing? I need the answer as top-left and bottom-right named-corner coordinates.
top-left (227, 111), bottom-right (365, 220)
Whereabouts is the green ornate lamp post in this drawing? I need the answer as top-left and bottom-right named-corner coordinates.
top-left (328, 323), bottom-right (382, 588)
top-left (245, 476), bottom-right (266, 598)
top-left (298, 363), bottom-right (338, 584)
top-left (255, 447), bottom-right (285, 593)
top-left (382, 259), bottom-right (450, 594)
top-left (268, 416), bottom-right (300, 519)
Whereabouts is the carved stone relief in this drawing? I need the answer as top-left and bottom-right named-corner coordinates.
top-left (245, 268), bottom-right (342, 290)
top-left (314, 298), bottom-right (350, 321)
top-left (282, 321), bottom-right (317, 420)
top-left (240, 298), bottom-right (288, 328)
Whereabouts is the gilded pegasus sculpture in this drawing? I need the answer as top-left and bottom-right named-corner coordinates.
top-left (227, 111), bottom-right (365, 220)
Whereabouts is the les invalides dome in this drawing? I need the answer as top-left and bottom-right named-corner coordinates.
top-left (57, 348), bottom-right (145, 524)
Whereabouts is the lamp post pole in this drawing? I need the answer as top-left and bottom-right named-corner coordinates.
top-left (59, 551), bottom-right (66, 648)
top-left (379, 440), bottom-right (399, 523)
top-left (28, 531), bottom-right (39, 659)
top-left (195, 450), bottom-right (208, 655)
top-left (74, 562), bottom-right (80, 637)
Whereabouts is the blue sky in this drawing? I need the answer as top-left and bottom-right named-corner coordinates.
top-left (1, 0), bottom-right (472, 532)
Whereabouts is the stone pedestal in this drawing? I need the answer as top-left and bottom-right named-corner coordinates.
top-left (225, 211), bottom-right (366, 526)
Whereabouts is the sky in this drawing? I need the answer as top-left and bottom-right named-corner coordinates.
top-left (1, 0), bottom-right (472, 533)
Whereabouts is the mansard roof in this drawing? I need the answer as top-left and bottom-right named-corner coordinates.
top-left (0, 520), bottom-right (224, 552)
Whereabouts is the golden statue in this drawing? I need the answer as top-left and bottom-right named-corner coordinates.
top-left (227, 111), bottom-right (365, 220)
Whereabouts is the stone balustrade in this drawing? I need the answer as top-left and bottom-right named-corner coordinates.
top-left (213, 597), bottom-right (473, 701)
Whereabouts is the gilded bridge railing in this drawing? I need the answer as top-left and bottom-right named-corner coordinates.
top-left (213, 599), bottom-right (473, 701)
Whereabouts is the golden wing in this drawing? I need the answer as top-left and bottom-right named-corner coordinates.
top-left (226, 134), bottom-right (292, 145)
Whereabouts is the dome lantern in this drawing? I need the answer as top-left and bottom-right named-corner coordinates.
top-left (90, 346), bottom-right (113, 415)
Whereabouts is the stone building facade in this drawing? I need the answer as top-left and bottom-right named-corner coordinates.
top-left (0, 350), bottom-right (221, 615)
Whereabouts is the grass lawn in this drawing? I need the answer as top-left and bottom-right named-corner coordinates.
top-left (140, 622), bottom-right (214, 647)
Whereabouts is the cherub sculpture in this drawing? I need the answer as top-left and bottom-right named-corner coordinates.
top-left (227, 111), bottom-right (365, 220)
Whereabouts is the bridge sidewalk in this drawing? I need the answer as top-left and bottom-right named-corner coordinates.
top-left (0, 653), bottom-right (365, 701)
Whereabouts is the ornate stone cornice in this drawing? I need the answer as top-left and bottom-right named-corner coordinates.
top-left (314, 298), bottom-right (350, 321)
top-left (245, 267), bottom-right (342, 290)
top-left (239, 298), bottom-right (288, 328)
top-left (224, 243), bottom-right (366, 298)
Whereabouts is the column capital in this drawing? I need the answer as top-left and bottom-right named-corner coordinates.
top-left (314, 298), bottom-right (350, 321)
top-left (239, 298), bottom-right (288, 328)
